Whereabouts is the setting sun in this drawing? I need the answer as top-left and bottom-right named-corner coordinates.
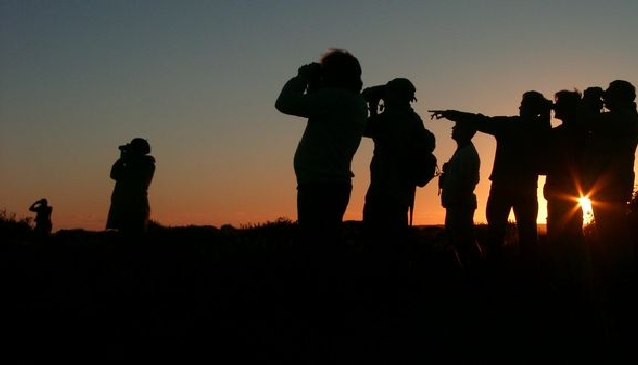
top-left (579, 196), bottom-right (594, 225)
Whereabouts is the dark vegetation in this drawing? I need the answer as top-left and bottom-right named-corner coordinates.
top-left (2, 210), bottom-right (637, 364)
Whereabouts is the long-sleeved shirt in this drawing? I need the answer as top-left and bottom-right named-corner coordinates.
top-left (275, 75), bottom-right (367, 185)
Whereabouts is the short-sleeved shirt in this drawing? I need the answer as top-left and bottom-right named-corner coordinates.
top-left (441, 143), bottom-right (480, 208)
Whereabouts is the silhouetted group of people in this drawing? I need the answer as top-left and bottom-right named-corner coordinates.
top-left (276, 48), bottom-right (637, 254)
top-left (275, 48), bottom-right (637, 343)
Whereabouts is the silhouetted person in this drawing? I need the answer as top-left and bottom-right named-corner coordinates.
top-left (361, 78), bottom-right (432, 251)
top-left (541, 90), bottom-right (592, 303)
top-left (359, 78), bottom-right (435, 313)
top-left (588, 80), bottom-right (638, 248)
top-left (274, 49), bottom-right (365, 363)
top-left (580, 86), bottom-right (605, 197)
top-left (430, 91), bottom-right (552, 260)
top-left (106, 138), bottom-right (156, 236)
top-left (586, 80), bottom-right (638, 345)
top-left (29, 198), bottom-right (52, 236)
top-left (542, 89), bottom-right (587, 244)
top-left (438, 122), bottom-right (482, 275)
top-left (274, 48), bottom-right (365, 254)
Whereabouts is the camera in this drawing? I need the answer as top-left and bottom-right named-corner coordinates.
top-left (119, 144), bottom-right (130, 152)
top-left (362, 85), bottom-right (387, 115)
top-left (362, 85), bottom-right (386, 104)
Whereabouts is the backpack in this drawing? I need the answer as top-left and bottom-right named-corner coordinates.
top-left (407, 126), bottom-right (438, 226)
top-left (409, 127), bottom-right (438, 188)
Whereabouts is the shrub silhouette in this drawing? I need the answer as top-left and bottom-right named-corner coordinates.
top-left (0, 209), bottom-right (32, 240)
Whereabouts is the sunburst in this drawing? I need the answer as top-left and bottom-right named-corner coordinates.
top-left (579, 196), bottom-right (594, 225)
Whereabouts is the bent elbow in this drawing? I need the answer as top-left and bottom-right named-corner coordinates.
top-left (275, 98), bottom-right (289, 114)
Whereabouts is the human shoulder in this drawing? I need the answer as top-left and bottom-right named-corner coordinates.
top-left (315, 87), bottom-right (367, 113)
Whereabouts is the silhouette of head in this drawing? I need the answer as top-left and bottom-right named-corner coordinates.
top-left (520, 91), bottom-right (552, 119)
top-left (604, 80), bottom-right (636, 111)
top-left (452, 122), bottom-right (477, 143)
top-left (129, 138), bottom-right (151, 155)
top-left (583, 86), bottom-right (604, 113)
top-left (554, 89), bottom-right (582, 123)
top-left (319, 49), bottom-right (362, 93)
top-left (384, 78), bottom-right (417, 107)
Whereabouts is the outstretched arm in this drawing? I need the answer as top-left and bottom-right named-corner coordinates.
top-left (428, 110), bottom-right (477, 122)
top-left (429, 109), bottom-right (497, 134)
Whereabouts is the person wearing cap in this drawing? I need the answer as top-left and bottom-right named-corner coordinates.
top-left (106, 138), bottom-right (156, 236)
top-left (438, 121), bottom-right (481, 275)
top-left (362, 78), bottom-right (431, 259)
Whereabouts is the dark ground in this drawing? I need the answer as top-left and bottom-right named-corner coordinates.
top-left (1, 223), bottom-right (636, 364)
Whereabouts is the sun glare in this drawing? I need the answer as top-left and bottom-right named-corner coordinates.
top-left (579, 196), bottom-right (594, 225)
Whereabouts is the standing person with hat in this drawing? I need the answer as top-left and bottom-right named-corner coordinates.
top-left (438, 121), bottom-right (482, 276)
top-left (361, 78), bottom-right (435, 263)
top-left (106, 138), bottom-right (156, 236)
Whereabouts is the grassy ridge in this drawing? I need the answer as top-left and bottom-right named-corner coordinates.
top-left (1, 216), bottom-right (635, 363)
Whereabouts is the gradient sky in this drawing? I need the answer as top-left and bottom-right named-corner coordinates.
top-left (2, 0), bottom-right (637, 232)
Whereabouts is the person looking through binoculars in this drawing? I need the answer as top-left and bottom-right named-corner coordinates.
top-left (274, 49), bottom-right (366, 253)
top-left (29, 198), bottom-right (53, 237)
top-left (362, 78), bottom-right (435, 254)
top-left (106, 138), bottom-right (156, 236)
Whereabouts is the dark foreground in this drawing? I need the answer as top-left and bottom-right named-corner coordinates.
top-left (2, 223), bottom-right (636, 364)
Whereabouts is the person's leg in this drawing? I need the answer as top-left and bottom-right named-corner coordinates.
top-left (513, 190), bottom-right (539, 251)
top-left (593, 201), bottom-right (636, 344)
top-left (297, 182), bottom-right (351, 261)
top-left (447, 206), bottom-right (481, 274)
top-left (485, 184), bottom-right (511, 258)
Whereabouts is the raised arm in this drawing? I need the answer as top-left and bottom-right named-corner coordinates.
top-left (29, 201), bottom-right (39, 212)
top-left (29, 199), bottom-right (46, 212)
top-left (274, 63), bottom-right (320, 118)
